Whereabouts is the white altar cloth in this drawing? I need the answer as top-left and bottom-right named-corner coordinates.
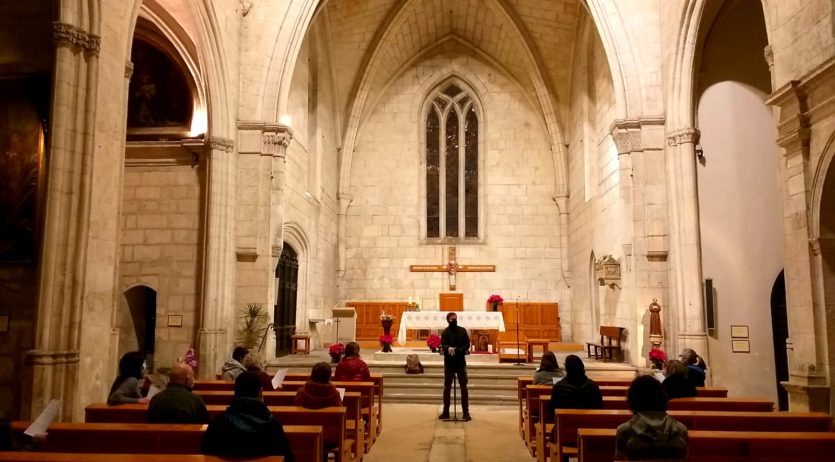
top-left (397, 311), bottom-right (506, 344)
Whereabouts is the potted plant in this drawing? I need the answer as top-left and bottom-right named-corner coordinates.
top-left (179, 344), bottom-right (198, 374)
top-left (649, 348), bottom-right (667, 370)
top-left (487, 294), bottom-right (504, 312)
top-left (237, 303), bottom-right (268, 349)
top-left (329, 343), bottom-right (345, 363)
top-left (426, 334), bottom-right (441, 353)
top-left (378, 334), bottom-right (394, 353)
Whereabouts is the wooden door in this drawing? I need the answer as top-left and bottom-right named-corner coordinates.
top-left (439, 293), bottom-right (463, 311)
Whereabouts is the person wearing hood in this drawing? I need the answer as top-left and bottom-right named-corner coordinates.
top-left (202, 371), bottom-right (295, 461)
top-left (549, 354), bottom-right (603, 411)
top-left (533, 351), bottom-right (565, 385)
top-left (221, 346), bottom-right (248, 381)
top-left (615, 375), bottom-right (688, 460)
top-left (334, 342), bottom-right (372, 382)
top-left (294, 362), bottom-right (343, 409)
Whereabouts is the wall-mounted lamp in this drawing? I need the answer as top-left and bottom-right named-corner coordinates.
top-left (695, 144), bottom-right (704, 160)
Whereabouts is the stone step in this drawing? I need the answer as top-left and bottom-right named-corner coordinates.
top-left (383, 393), bottom-right (518, 404)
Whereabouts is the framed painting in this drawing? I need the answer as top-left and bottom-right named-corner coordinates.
top-left (0, 76), bottom-right (48, 262)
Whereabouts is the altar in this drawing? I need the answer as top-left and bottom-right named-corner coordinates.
top-left (396, 311), bottom-right (506, 344)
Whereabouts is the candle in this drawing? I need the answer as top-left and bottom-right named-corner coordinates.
top-left (408, 296), bottom-right (413, 304)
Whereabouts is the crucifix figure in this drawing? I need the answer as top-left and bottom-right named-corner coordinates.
top-left (409, 246), bottom-right (495, 290)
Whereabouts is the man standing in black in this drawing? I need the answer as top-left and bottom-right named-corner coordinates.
top-left (439, 312), bottom-right (471, 421)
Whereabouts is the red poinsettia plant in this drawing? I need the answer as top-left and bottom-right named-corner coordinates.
top-left (487, 294), bottom-right (504, 304)
top-left (378, 334), bottom-right (394, 345)
top-left (180, 344), bottom-right (198, 369)
top-left (649, 348), bottom-right (667, 363)
top-left (426, 334), bottom-right (441, 350)
top-left (328, 343), bottom-right (345, 355)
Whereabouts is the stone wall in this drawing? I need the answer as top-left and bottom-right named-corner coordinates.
top-left (341, 50), bottom-right (562, 311)
top-left (566, 15), bottom-right (621, 347)
top-left (119, 159), bottom-right (204, 371)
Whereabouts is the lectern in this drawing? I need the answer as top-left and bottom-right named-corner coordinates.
top-left (332, 307), bottom-right (357, 344)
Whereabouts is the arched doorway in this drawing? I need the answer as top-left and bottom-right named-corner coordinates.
top-left (817, 147), bottom-right (835, 415)
top-left (274, 243), bottom-right (299, 357)
top-left (770, 270), bottom-right (788, 410)
top-left (122, 286), bottom-right (157, 370)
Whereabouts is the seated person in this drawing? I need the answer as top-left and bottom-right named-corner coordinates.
top-left (108, 351), bottom-right (149, 405)
top-left (615, 375), bottom-right (688, 461)
top-left (295, 362), bottom-right (343, 409)
top-left (550, 354), bottom-right (603, 410)
top-left (679, 348), bottom-right (707, 388)
top-left (221, 346), bottom-right (248, 381)
top-left (334, 342), bottom-right (372, 382)
top-left (146, 362), bottom-right (209, 423)
top-left (243, 352), bottom-right (274, 391)
top-left (532, 351), bottom-right (564, 385)
top-left (662, 360), bottom-right (697, 399)
top-left (202, 371), bottom-right (295, 461)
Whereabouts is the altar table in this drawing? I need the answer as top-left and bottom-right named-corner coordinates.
top-left (396, 311), bottom-right (506, 344)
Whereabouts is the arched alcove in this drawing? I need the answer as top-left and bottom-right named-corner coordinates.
top-left (119, 285), bottom-right (157, 370)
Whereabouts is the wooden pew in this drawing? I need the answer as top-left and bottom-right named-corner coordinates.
top-left (85, 404), bottom-right (353, 462)
top-left (535, 396), bottom-right (776, 462)
top-left (578, 428), bottom-right (835, 462)
top-left (193, 390), bottom-right (367, 458)
top-left (10, 422), bottom-right (318, 462)
top-left (549, 409), bottom-right (831, 462)
top-left (195, 379), bottom-right (381, 446)
top-left (0, 455), bottom-right (281, 462)
top-left (586, 326), bottom-right (624, 361)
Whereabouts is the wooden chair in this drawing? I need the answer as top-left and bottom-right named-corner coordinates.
top-left (585, 326), bottom-right (624, 361)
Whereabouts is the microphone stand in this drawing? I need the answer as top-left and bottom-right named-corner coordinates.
top-left (513, 297), bottom-right (524, 366)
top-left (442, 375), bottom-right (464, 423)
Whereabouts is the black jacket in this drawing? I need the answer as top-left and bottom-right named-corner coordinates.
top-left (440, 324), bottom-right (470, 367)
top-left (550, 375), bottom-right (604, 411)
top-left (202, 397), bottom-right (295, 462)
top-left (686, 365), bottom-right (706, 388)
top-left (662, 373), bottom-right (697, 400)
top-left (146, 383), bottom-right (210, 424)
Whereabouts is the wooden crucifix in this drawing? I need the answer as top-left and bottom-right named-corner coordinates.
top-left (409, 246), bottom-right (495, 290)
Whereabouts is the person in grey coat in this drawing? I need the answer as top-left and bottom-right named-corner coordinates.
top-left (108, 351), bottom-right (149, 405)
top-left (615, 375), bottom-right (688, 461)
top-left (221, 346), bottom-right (249, 381)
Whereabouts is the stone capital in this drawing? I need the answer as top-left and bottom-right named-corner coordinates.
top-left (666, 128), bottom-right (700, 147)
top-left (52, 22), bottom-right (100, 55)
top-left (611, 119), bottom-right (642, 155)
top-left (207, 136), bottom-right (235, 152)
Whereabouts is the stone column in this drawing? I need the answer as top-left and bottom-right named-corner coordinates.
top-left (665, 128), bottom-right (709, 368)
top-left (22, 22), bottom-right (100, 421)
top-left (336, 193), bottom-right (354, 280)
top-left (266, 125), bottom-right (292, 355)
top-left (197, 136), bottom-right (236, 379)
top-left (767, 83), bottom-right (829, 411)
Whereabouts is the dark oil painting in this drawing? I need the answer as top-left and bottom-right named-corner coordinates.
top-left (0, 76), bottom-right (47, 262)
top-left (128, 39), bottom-right (192, 129)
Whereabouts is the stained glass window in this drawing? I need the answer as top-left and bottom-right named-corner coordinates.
top-left (425, 83), bottom-right (480, 240)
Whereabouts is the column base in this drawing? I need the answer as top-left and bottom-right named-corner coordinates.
top-left (782, 380), bottom-right (830, 412)
top-left (22, 350), bottom-right (80, 421)
top-left (197, 329), bottom-right (229, 380)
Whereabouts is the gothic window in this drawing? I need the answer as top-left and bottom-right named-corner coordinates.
top-left (425, 83), bottom-right (480, 240)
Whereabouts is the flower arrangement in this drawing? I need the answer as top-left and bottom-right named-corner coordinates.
top-left (380, 310), bottom-right (396, 321)
top-left (378, 334), bottom-right (394, 345)
top-left (487, 294), bottom-right (504, 304)
top-left (426, 334), bottom-right (441, 351)
top-left (328, 343), bottom-right (345, 355)
top-left (181, 345), bottom-right (198, 369)
top-left (648, 348), bottom-right (666, 369)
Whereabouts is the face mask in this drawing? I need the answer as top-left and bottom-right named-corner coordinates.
top-left (448, 320), bottom-right (457, 327)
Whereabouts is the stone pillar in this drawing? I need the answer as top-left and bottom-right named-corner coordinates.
top-left (665, 128), bottom-right (709, 369)
top-left (767, 82), bottom-right (829, 411)
top-left (22, 22), bottom-right (101, 421)
top-left (337, 193), bottom-right (354, 280)
top-left (266, 125), bottom-right (292, 355)
top-left (612, 118), bottom-right (669, 367)
top-left (198, 136), bottom-right (236, 379)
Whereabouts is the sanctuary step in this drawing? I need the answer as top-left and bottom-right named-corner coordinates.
top-left (268, 347), bottom-right (637, 405)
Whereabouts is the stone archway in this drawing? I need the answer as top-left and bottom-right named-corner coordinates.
top-left (120, 286), bottom-right (158, 371)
